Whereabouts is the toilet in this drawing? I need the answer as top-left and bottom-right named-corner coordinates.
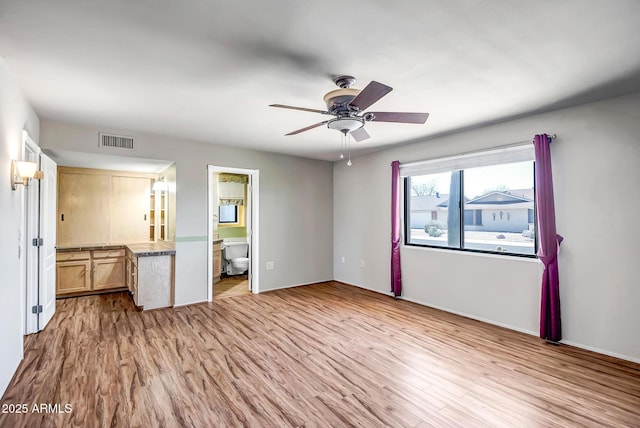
top-left (222, 242), bottom-right (249, 275)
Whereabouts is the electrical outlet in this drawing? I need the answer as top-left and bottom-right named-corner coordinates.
top-left (360, 259), bottom-right (365, 268)
top-left (266, 261), bottom-right (274, 270)
top-left (341, 256), bottom-right (345, 263)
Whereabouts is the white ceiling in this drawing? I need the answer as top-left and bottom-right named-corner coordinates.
top-left (1, 0), bottom-right (640, 161)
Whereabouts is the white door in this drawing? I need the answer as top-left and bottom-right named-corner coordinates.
top-left (38, 154), bottom-right (57, 330)
top-left (23, 147), bottom-right (40, 334)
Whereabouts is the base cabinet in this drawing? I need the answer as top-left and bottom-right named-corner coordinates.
top-left (56, 248), bottom-right (126, 297)
top-left (213, 242), bottom-right (222, 283)
top-left (56, 259), bottom-right (91, 294)
top-left (93, 258), bottom-right (125, 290)
top-left (126, 250), bottom-right (139, 304)
top-left (127, 248), bottom-right (173, 310)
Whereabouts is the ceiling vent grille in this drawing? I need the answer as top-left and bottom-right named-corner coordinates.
top-left (99, 133), bottom-right (134, 150)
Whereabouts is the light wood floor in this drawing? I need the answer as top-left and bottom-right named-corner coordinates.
top-left (214, 275), bottom-right (250, 299)
top-left (1, 282), bottom-right (639, 427)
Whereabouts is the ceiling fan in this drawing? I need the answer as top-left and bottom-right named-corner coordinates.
top-left (269, 75), bottom-right (429, 142)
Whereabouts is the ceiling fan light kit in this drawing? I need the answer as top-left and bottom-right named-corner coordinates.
top-left (270, 75), bottom-right (429, 163)
top-left (327, 117), bottom-right (364, 133)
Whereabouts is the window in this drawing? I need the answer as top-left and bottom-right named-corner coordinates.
top-left (219, 205), bottom-right (238, 223)
top-left (404, 148), bottom-right (536, 257)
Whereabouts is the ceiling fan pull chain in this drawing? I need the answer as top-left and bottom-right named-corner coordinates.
top-left (347, 133), bottom-right (353, 167)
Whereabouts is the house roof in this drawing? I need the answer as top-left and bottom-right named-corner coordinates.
top-left (411, 188), bottom-right (534, 210)
top-left (467, 190), bottom-right (533, 205)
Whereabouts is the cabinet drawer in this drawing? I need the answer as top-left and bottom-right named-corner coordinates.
top-left (57, 251), bottom-right (91, 262)
top-left (93, 249), bottom-right (125, 259)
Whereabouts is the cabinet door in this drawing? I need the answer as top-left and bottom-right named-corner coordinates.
top-left (213, 243), bottom-right (222, 281)
top-left (125, 256), bottom-right (131, 292)
top-left (111, 176), bottom-right (151, 243)
top-left (57, 173), bottom-right (111, 246)
top-left (56, 260), bottom-right (91, 295)
top-left (131, 263), bottom-right (139, 305)
top-left (93, 257), bottom-right (125, 290)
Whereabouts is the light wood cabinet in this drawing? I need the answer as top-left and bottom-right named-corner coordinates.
top-left (57, 167), bottom-right (153, 246)
top-left (56, 248), bottom-right (126, 296)
top-left (213, 242), bottom-right (222, 283)
top-left (56, 253), bottom-right (91, 295)
top-left (92, 258), bottom-right (125, 290)
top-left (126, 249), bottom-right (138, 303)
top-left (58, 173), bottom-right (111, 246)
top-left (150, 189), bottom-right (168, 241)
top-left (111, 176), bottom-right (151, 243)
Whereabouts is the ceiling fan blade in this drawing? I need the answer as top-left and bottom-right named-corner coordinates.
top-left (285, 121), bottom-right (330, 136)
top-left (349, 81), bottom-right (393, 111)
top-left (350, 127), bottom-right (370, 142)
top-left (269, 104), bottom-right (328, 114)
top-left (367, 112), bottom-right (429, 124)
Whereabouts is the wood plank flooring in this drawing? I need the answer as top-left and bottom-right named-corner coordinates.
top-left (1, 281), bottom-right (639, 427)
top-left (214, 275), bottom-right (250, 299)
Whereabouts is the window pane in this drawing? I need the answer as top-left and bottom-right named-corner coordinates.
top-left (407, 171), bottom-right (460, 249)
top-left (462, 161), bottom-right (535, 255)
top-left (219, 205), bottom-right (238, 223)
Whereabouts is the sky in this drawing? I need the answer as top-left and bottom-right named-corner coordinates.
top-left (411, 161), bottom-right (534, 199)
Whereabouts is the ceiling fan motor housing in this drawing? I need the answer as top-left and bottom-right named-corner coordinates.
top-left (323, 88), bottom-right (361, 114)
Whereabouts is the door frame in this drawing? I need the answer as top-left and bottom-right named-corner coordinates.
top-left (207, 165), bottom-right (259, 301)
top-left (20, 130), bottom-right (41, 335)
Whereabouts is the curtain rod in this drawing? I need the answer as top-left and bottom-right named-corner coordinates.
top-left (400, 133), bottom-right (557, 168)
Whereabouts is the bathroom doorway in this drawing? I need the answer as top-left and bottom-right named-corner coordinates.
top-left (207, 165), bottom-right (259, 301)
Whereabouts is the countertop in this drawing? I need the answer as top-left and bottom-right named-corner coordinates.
top-left (126, 241), bottom-right (176, 257)
top-left (57, 241), bottom-right (176, 257)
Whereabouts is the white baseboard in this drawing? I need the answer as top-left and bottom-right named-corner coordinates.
top-left (560, 340), bottom-right (640, 364)
top-left (259, 279), bottom-right (334, 293)
top-left (398, 294), bottom-right (539, 337)
top-left (173, 299), bottom-right (208, 308)
top-left (333, 280), bottom-right (395, 297)
top-left (398, 294), bottom-right (640, 364)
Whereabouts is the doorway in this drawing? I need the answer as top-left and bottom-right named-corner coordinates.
top-left (207, 165), bottom-right (259, 301)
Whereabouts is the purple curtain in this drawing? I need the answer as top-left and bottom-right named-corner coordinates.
top-left (534, 134), bottom-right (563, 342)
top-left (391, 161), bottom-right (402, 297)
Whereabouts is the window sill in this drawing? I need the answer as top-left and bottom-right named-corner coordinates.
top-left (402, 243), bottom-right (540, 263)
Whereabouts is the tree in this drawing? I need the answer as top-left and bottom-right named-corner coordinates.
top-left (411, 179), bottom-right (439, 196)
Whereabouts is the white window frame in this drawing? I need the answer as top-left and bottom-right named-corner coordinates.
top-left (401, 144), bottom-right (537, 258)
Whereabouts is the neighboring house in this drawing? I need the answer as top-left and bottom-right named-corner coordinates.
top-left (464, 189), bottom-right (534, 233)
top-left (408, 193), bottom-right (448, 228)
top-left (410, 189), bottom-right (534, 233)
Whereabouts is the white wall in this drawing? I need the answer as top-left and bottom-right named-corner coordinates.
top-left (41, 120), bottom-right (334, 304)
top-left (0, 58), bottom-right (40, 396)
top-left (334, 92), bottom-right (640, 362)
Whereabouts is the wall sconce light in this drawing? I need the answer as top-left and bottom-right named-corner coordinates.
top-left (11, 160), bottom-right (43, 190)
